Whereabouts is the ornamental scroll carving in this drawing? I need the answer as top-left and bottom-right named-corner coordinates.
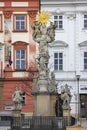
top-left (28, 11), bottom-right (37, 18)
top-left (3, 11), bottom-right (12, 19)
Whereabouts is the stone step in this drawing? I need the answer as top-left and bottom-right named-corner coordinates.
top-left (81, 120), bottom-right (87, 130)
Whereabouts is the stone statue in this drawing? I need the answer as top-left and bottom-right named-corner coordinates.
top-left (32, 21), bottom-right (41, 42)
top-left (33, 21), bottom-right (56, 54)
top-left (36, 53), bottom-right (49, 79)
top-left (12, 86), bottom-right (22, 110)
top-left (47, 22), bottom-right (57, 41)
top-left (61, 84), bottom-right (71, 109)
top-left (48, 72), bottom-right (57, 92)
top-left (32, 19), bottom-right (57, 93)
top-left (32, 72), bottom-right (39, 92)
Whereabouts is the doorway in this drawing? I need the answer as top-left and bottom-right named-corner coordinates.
top-left (80, 94), bottom-right (87, 118)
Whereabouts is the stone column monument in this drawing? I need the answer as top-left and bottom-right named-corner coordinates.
top-left (11, 86), bottom-right (22, 129)
top-left (31, 11), bottom-right (57, 116)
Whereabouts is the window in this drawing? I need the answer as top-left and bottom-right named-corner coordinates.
top-left (84, 52), bottom-right (87, 70)
top-left (84, 15), bottom-right (87, 28)
top-left (54, 52), bottom-right (63, 70)
top-left (21, 91), bottom-right (26, 105)
top-left (54, 15), bottom-right (63, 29)
top-left (15, 49), bottom-right (26, 70)
top-left (14, 15), bottom-right (26, 31)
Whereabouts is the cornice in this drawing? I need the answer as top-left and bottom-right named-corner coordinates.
top-left (50, 10), bottom-right (87, 16)
top-left (79, 40), bottom-right (87, 47)
top-left (12, 41), bottom-right (29, 45)
top-left (41, 0), bottom-right (87, 5)
top-left (49, 40), bottom-right (68, 47)
top-left (0, 0), bottom-right (37, 1)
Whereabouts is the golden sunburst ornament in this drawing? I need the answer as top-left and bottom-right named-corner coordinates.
top-left (36, 11), bottom-right (51, 26)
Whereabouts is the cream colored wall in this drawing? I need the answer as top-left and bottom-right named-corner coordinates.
top-left (0, 2), bottom-right (4, 7)
top-left (12, 2), bottom-right (28, 7)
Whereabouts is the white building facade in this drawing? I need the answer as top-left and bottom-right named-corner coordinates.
top-left (41, 0), bottom-right (87, 117)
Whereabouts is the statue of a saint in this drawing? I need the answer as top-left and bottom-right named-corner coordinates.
top-left (12, 86), bottom-right (22, 110)
top-left (61, 84), bottom-right (71, 109)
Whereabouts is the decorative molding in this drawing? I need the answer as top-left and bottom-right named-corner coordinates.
top-left (11, 2), bottom-right (28, 7)
top-left (49, 40), bottom-right (68, 47)
top-left (79, 40), bottom-right (87, 47)
top-left (12, 41), bottom-right (29, 45)
top-left (66, 13), bottom-right (76, 20)
top-left (28, 11), bottom-right (37, 18)
top-left (0, 2), bottom-right (4, 7)
top-left (3, 11), bottom-right (12, 19)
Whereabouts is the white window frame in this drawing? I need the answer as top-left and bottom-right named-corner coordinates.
top-left (54, 51), bottom-right (63, 71)
top-left (80, 47), bottom-right (87, 71)
top-left (14, 15), bottom-right (26, 31)
top-left (84, 14), bottom-right (87, 28)
top-left (15, 49), bottom-right (26, 70)
top-left (84, 51), bottom-right (87, 70)
top-left (54, 15), bottom-right (63, 29)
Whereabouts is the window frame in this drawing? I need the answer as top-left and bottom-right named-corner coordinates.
top-left (84, 14), bottom-right (87, 28)
top-left (15, 49), bottom-right (26, 70)
top-left (84, 51), bottom-right (87, 70)
top-left (21, 91), bottom-right (26, 105)
top-left (54, 51), bottom-right (63, 71)
top-left (54, 15), bottom-right (63, 29)
top-left (13, 14), bottom-right (27, 32)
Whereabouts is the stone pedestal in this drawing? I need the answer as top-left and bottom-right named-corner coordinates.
top-left (66, 126), bottom-right (83, 130)
top-left (32, 92), bottom-right (57, 116)
top-left (63, 109), bottom-right (71, 125)
top-left (63, 109), bottom-right (71, 117)
top-left (12, 110), bottom-right (21, 129)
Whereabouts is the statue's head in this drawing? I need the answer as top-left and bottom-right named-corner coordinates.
top-left (15, 86), bottom-right (19, 91)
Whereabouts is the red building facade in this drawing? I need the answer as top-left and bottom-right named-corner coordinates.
top-left (0, 0), bottom-right (39, 116)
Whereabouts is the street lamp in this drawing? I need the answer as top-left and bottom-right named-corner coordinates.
top-left (76, 75), bottom-right (80, 124)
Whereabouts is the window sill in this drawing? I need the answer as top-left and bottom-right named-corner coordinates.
top-left (55, 29), bottom-right (64, 33)
top-left (81, 70), bottom-right (87, 72)
top-left (54, 70), bottom-right (64, 72)
top-left (13, 30), bottom-right (28, 33)
top-left (56, 28), bottom-right (64, 30)
top-left (15, 69), bottom-right (26, 72)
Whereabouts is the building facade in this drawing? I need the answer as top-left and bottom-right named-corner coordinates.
top-left (41, 0), bottom-right (87, 118)
top-left (0, 0), bottom-right (39, 116)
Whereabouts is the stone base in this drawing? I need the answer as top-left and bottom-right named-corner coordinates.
top-left (32, 92), bottom-right (57, 116)
top-left (12, 110), bottom-right (21, 129)
top-left (66, 126), bottom-right (83, 130)
top-left (63, 109), bottom-right (71, 117)
top-left (13, 109), bottom-right (21, 117)
top-left (7, 128), bottom-right (29, 130)
top-left (63, 109), bottom-right (71, 125)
